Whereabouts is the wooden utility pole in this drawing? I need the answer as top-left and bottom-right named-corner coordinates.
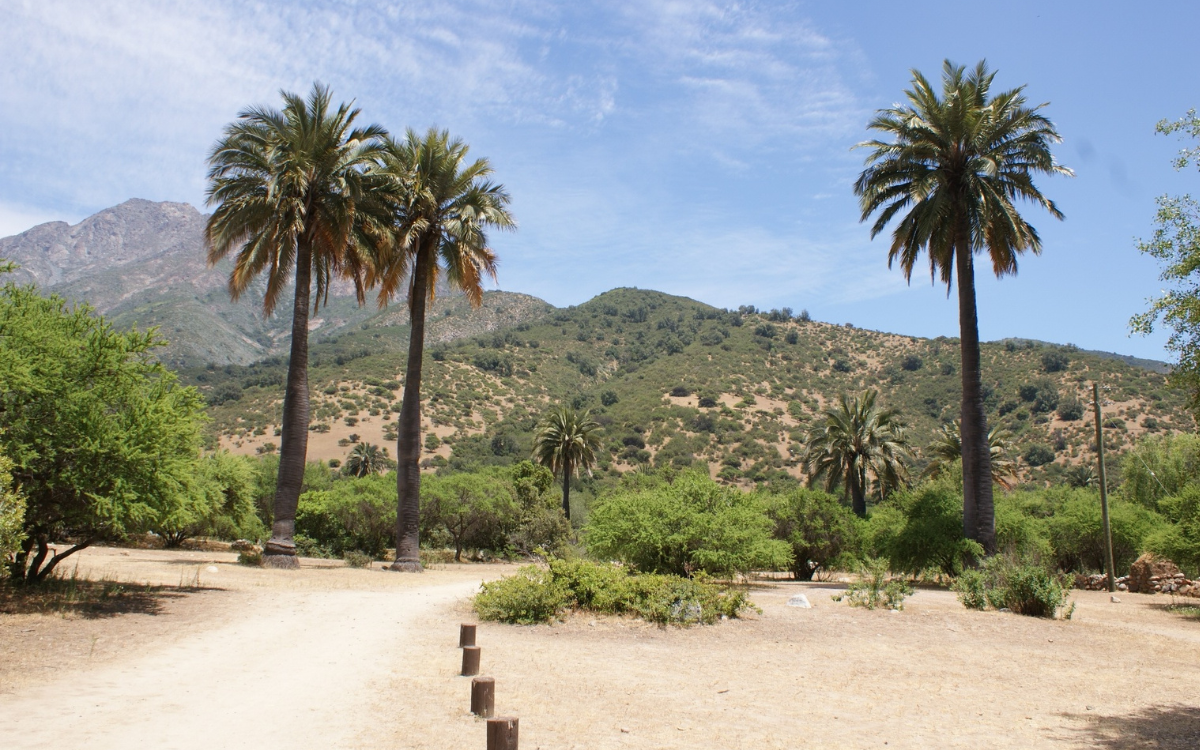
top-left (1093, 382), bottom-right (1117, 593)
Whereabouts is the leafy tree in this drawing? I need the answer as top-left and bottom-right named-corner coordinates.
top-left (920, 420), bottom-right (1018, 489)
top-left (367, 128), bottom-right (514, 571)
top-left (296, 474), bottom-right (396, 559)
top-left (868, 477), bottom-right (984, 577)
top-left (204, 84), bottom-right (391, 567)
top-left (1131, 110), bottom-right (1200, 415)
top-left (531, 406), bottom-right (602, 521)
top-left (0, 451), bottom-right (26, 568)
top-left (343, 443), bottom-right (394, 478)
top-left (508, 461), bottom-right (570, 556)
top-left (1120, 432), bottom-right (1200, 513)
top-left (586, 471), bottom-right (792, 577)
top-left (0, 283), bottom-right (206, 581)
top-left (419, 471), bottom-right (516, 562)
top-left (801, 390), bottom-right (910, 517)
top-left (766, 488), bottom-right (864, 580)
top-left (854, 60), bottom-right (1070, 553)
top-left (153, 451), bottom-right (264, 547)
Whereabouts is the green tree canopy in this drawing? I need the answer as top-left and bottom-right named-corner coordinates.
top-left (0, 281), bottom-right (207, 581)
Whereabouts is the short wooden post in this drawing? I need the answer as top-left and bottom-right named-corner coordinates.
top-left (471, 676), bottom-right (495, 718)
top-left (486, 716), bottom-right (518, 749)
top-left (459, 623), bottom-right (477, 648)
top-left (461, 645), bottom-right (481, 676)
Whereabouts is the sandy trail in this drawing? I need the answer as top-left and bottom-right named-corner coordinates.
top-left (0, 574), bottom-right (482, 750)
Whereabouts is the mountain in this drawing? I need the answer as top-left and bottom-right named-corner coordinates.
top-left (185, 287), bottom-right (1194, 497)
top-left (0, 199), bottom-right (397, 367)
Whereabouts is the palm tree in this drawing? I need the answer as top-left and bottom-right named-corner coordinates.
top-left (344, 443), bottom-right (394, 477)
top-left (368, 129), bottom-right (514, 571)
top-left (205, 84), bottom-right (390, 567)
top-left (801, 390), bottom-right (910, 517)
top-left (854, 60), bottom-right (1071, 553)
top-left (921, 421), bottom-right (1019, 489)
top-left (531, 406), bottom-right (601, 521)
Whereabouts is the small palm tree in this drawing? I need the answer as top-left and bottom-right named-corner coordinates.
top-left (802, 390), bottom-right (910, 517)
top-left (921, 421), bottom-right (1019, 489)
top-left (854, 60), bottom-right (1070, 553)
top-left (368, 128), bottom-right (515, 571)
top-left (205, 84), bottom-right (390, 567)
top-left (531, 407), bottom-right (601, 521)
top-left (343, 443), bottom-right (393, 477)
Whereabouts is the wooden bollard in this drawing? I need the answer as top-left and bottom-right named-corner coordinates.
top-left (461, 645), bottom-right (481, 676)
top-left (459, 623), bottom-right (477, 648)
top-left (486, 716), bottom-right (518, 750)
top-left (470, 676), bottom-right (495, 718)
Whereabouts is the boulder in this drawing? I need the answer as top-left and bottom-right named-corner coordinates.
top-left (1128, 553), bottom-right (1181, 594)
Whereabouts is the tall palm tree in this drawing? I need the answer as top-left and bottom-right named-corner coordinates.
top-left (368, 129), bottom-right (514, 571)
top-left (921, 420), bottom-right (1019, 489)
top-left (801, 390), bottom-right (910, 518)
top-left (343, 443), bottom-right (393, 477)
top-left (531, 407), bottom-right (601, 521)
top-left (854, 60), bottom-right (1071, 553)
top-left (205, 84), bottom-right (390, 567)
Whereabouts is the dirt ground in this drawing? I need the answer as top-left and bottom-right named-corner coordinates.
top-left (1, 547), bottom-right (1198, 749)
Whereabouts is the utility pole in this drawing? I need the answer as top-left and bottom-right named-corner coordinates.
top-left (1093, 381), bottom-right (1117, 593)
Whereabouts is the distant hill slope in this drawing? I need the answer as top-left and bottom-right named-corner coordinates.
top-left (187, 287), bottom-right (1194, 490)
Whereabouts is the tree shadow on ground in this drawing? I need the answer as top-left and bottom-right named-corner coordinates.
top-left (0, 577), bottom-right (215, 619)
top-left (1152, 600), bottom-right (1200, 622)
top-left (1062, 705), bottom-right (1200, 749)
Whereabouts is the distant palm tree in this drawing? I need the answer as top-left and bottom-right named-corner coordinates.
top-left (921, 421), bottom-right (1019, 490)
top-left (854, 60), bottom-right (1071, 553)
top-left (344, 443), bottom-right (394, 477)
top-left (204, 83), bottom-right (391, 567)
top-left (531, 407), bottom-right (601, 521)
top-left (802, 390), bottom-right (910, 517)
top-left (368, 129), bottom-right (514, 571)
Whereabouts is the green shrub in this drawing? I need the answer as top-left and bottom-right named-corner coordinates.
top-left (870, 478), bottom-right (983, 577)
top-left (766, 488), bottom-right (864, 579)
top-left (473, 559), bottom-right (755, 626)
top-left (419, 470), bottom-right (518, 562)
top-left (586, 471), bottom-right (792, 577)
top-left (1145, 486), bottom-right (1200, 576)
top-left (0, 453), bottom-right (26, 565)
top-left (1045, 490), bottom-right (1167, 573)
top-left (1024, 444), bottom-right (1055, 467)
top-left (953, 568), bottom-right (988, 610)
top-left (237, 549), bottom-right (264, 566)
top-left (296, 474), bottom-right (396, 558)
top-left (343, 550), bottom-right (373, 568)
top-left (832, 557), bottom-right (913, 610)
top-left (474, 566), bottom-right (570, 624)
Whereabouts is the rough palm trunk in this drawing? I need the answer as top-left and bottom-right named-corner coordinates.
top-left (850, 461), bottom-right (866, 518)
top-left (561, 456), bottom-right (572, 521)
top-left (955, 237), bottom-right (996, 555)
top-left (263, 239), bottom-right (313, 568)
top-left (391, 244), bottom-right (432, 572)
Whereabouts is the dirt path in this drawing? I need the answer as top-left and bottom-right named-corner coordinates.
top-left (2, 548), bottom-right (1199, 749)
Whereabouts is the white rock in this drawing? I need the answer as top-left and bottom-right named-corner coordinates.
top-left (1110, 596), bottom-right (1121, 603)
top-left (786, 594), bottom-right (812, 608)
top-left (205, 565), bottom-right (219, 573)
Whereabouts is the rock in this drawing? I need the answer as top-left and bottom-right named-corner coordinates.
top-left (1117, 583), bottom-right (1128, 591)
top-left (786, 594), bottom-right (812, 609)
top-left (1110, 596), bottom-right (1121, 603)
top-left (205, 565), bottom-right (219, 573)
top-left (1128, 553), bottom-right (1181, 594)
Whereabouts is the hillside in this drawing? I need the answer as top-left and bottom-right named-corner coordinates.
top-left (185, 287), bottom-right (1193, 495)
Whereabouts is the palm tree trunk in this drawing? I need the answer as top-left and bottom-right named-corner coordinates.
top-left (850, 462), bottom-right (866, 518)
top-left (561, 456), bottom-right (572, 521)
top-left (955, 237), bottom-right (996, 555)
top-left (263, 239), bottom-right (313, 568)
top-left (391, 243), bottom-right (432, 572)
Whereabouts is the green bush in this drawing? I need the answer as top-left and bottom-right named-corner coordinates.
top-left (0, 452), bottom-right (26, 566)
top-left (959, 556), bottom-right (1073, 619)
top-left (869, 478), bottom-right (983, 577)
top-left (1045, 490), bottom-right (1166, 573)
top-left (766, 488), bottom-right (864, 579)
top-left (296, 474), bottom-right (396, 558)
top-left (419, 470), bottom-right (518, 561)
top-left (586, 471), bottom-right (792, 577)
top-left (342, 550), bottom-right (373, 568)
top-left (473, 559), bottom-right (755, 626)
top-left (1145, 486), bottom-right (1200, 576)
top-left (832, 557), bottom-right (913, 610)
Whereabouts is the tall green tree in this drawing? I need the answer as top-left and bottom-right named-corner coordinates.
top-left (921, 420), bottom-right (1018, 489)
top-left (204, 84), bottom-right (391, 567)
top-left (1131, 109), bottom-right (1200, 416)
top-left (343, 443), bottom-right (394, 478)
top-left (801, 390), bottom-right (910, 518)
top-left (854, 60), bottom-right (1070, 552)
top-left (0, 282), bottom-right (206, 581)
top-left (531, 406), bottom-right (601, 521)
top-left (368, 129), bottom-right (514, 571)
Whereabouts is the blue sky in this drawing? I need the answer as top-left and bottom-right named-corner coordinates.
top-left (1, 1), bottom-right (1197, 361)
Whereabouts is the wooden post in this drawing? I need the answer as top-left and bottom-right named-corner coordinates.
top-left (471, 676), bottom-right (495, 718)
top-left (1093, 382), bottom-right (1117, 593)
top-left (486, 716), bottom-right (518, 750)
top-left (461, 645), bottom-right (481, 676)
top-left (459, 623), bottom-right (477, 648)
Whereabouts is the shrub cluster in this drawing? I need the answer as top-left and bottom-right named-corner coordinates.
top-left (473, 558), bottom-right (754, 626)
top-left (832, 557), bottom-right (913, 610)
top-left (953, 556), bottom-right (1074, 619)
